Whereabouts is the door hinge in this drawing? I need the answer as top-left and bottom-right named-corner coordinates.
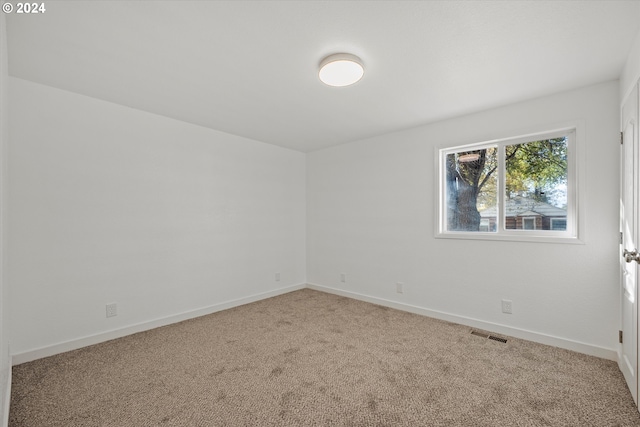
top-left (619, 330), bottom-right (624, 344)
top-left (621, 232), bottom-right (624, 245)
top-left (621, 131), bottom-right (624, 145)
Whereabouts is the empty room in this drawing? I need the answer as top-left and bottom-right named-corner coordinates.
top-left (2, 1), bottom-right (640, 425)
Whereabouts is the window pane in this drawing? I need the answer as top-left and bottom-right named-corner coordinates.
top-left (445, 147), bottom-right (497, 232)
top-left (551, 218), bottom-right (567, 231)
top-left (504, 137), bottom-right (567, 231)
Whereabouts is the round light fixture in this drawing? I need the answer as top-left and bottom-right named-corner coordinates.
top-left (318, 53), bottom-right (364, 87)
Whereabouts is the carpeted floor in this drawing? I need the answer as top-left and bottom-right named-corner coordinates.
top-left (9, 289), bottom-right (640, 426)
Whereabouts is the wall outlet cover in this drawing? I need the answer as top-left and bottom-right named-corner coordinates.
top-left (106, 303), bottom-right (117, 318)
top-left (501, 299), bottom-right (513, 314)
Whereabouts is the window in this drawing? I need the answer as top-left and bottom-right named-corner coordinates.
top-left (522, 217), bottom-right (536, 230)
top-left (550, 218), bottom-right (567, 231)
top-left (437, 128), bottom-right (579, 243)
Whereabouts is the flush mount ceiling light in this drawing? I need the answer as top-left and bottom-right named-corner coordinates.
top-left (318, 53), bottom-right (364, 87)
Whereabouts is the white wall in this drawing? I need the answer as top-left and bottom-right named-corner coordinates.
top-left (0, 13), bottom-right (10, 427)
top-left (307, 81), bottom-right (620, 359)
top-left (8, 77), bottom-right (306, 362)
top-left (621, 27), bottom-right (640, 104)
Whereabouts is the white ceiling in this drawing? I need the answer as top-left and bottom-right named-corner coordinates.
top-left (6, 1), bottom-right (640, 152)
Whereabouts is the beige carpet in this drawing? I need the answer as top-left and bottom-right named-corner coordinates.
top-left (9, 289), bottom-right (640, 426)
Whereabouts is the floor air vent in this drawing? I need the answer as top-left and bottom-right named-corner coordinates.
top-left (471, 330), bottom-right (508, 344)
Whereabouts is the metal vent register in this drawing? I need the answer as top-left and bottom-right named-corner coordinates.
top-left (471, 330), bottom-right (508, 343)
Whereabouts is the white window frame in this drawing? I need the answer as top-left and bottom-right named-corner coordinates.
top-left (435, 125), bottom-right (583, 244)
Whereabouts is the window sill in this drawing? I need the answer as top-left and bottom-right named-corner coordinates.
top-left (435, 231), bottom-right (584, 244)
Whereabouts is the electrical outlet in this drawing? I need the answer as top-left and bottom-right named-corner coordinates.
top-left (396, 282), bottom-right (404, 294)
top-left (340, 273), bottom-right (346, 283)
top-left (275, 272), bottom-right (281, 282)
top-left (501, 299), bottom-right (513, 314)
top-left (106, 303), bottom-right (117, 318)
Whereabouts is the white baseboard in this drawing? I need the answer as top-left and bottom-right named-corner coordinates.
top-left (307, 283), bottom-right (617, 361)
top-left (12, 283), bottom-right (306, 365)
top-left (11, 282), bottom-right (617, 366)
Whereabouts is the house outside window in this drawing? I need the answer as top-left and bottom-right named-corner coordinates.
top-left (479, 196), bottom-right (567, 231)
